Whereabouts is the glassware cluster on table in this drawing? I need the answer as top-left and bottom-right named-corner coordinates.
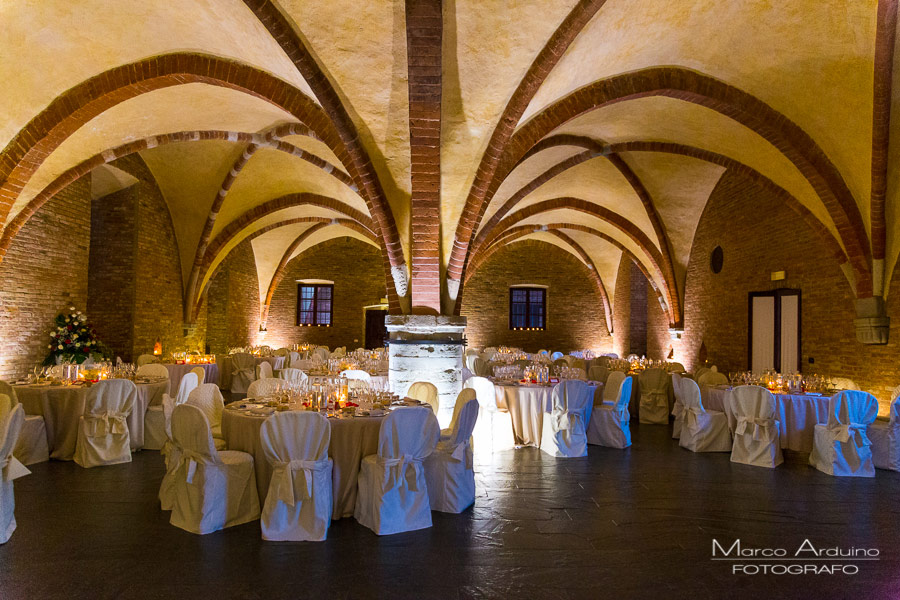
top-left (554, 365), bottom-right (585, 380)
top-left (569, 349), bottom-right (596, 360)
top-left (726, 370), bottom-right (842, 395)
top-left (26, 360), bottom-right (147, 385)
top-left (239, 377), bottom-right (400, 418)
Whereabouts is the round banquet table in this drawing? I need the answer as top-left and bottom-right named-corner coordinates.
top-left (221, 408), bottom-right (383, 520)
top-left (162, 363), bottom-right (219, 395)
top-left (701, 385), bottom-right (830, 452)
top-left (14, 379), bottom-right (168, 459)
top-left (493, 381), bottom-right (600, 447)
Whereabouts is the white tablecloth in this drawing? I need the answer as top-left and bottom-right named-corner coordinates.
top-left (494, 381), bottom-right (599, 447)
top-left (15, 380), bottom-right (168, 459)
top-left (162, 363), bottom-right (219, 395)
top-left (222, 408), bottom-right (383, 519)
top-left (702, 385), bottom-right (830, 452)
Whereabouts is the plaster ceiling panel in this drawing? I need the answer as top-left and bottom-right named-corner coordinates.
top-left (516, 231), bottom-right (588, 266)
top-left (521, 0), bottom-right (873, 219)
top-left (0, 0), bottom-right (315, 151)
top-left (550, 96), bottom-right (834, 240)
top-left (252, 222), bottom-right (318, 301)
top-left (505, 157), bottom-right (656, 246)
top-left (440, 0), bottom-right (580, 265)
top-left (213, 147), bottom-right (369, 239)
top-left (14, 83), bottom-right (296, 223)
top-left (564, 229), bottom-right (623, 299)
top-left (277, 0), bottom-right (411, 243)
top-left (619, 151), bottom-right (727, 282)
top-left (140, 139), bottom-right (245, 286)
top-left (484, 145), bottom-right (586, 225)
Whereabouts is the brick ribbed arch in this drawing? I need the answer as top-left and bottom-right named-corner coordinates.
top-left (472, 197), bottom-right (675, 316)
top-left (870, 0), bottom-right (898, 295)
top-left (0, 52), bottom-right (404, 289)
top-left (474, 134), bottom-right (681, 322)
top-left (449, 66), bottom-right (873, 298)
top-left (447, 0), bottom-right (609, 304)
top-left (258, 221), bottom-right (379, 327)
top-left (241, 0), bottom-right (407, 307)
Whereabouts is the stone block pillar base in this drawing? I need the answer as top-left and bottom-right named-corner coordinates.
top-left (387, 315), bottom-right (466, 428)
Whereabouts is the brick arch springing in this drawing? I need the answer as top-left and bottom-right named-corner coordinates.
top-left (449, 66), bottom-right (873, 299)
top-left (0, 52), bottom-right (405, 283)
top-left (241, 0), bottom-right (408, 306)
top-left (447, 0), bottom-right (610, 303)
top-left (473, 134), bottom-right (680, 322)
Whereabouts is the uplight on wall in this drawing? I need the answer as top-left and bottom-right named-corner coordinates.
top-left (771, 271), bottom-right (786, 281)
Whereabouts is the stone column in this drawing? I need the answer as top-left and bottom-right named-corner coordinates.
top-left (386, 315), bottom-right (466, 428)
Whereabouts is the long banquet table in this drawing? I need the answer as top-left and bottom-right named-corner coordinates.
top-left (701, 385), bottom-right (830, 452)
top-left (493, 380), bottom-right (600, 447)
top-left (222, 407), bottom-right (383, 520)
top-left (15, 379), bottom-right (168, 459)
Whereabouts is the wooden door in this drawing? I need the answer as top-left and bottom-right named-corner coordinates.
top-left (364, 309), bottom-right (387, 349)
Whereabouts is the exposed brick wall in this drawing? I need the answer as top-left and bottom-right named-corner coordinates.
top-left (612, 254), bottom-right (672, 360)
top-left (682, 169), bottom-right (900, 413)
top-left (206, 240), bottom-right (261, 353)
top-left (266, 238), bottom-right (386, 349)
top-left (87, 155), bottom-right (203, 360)
top-left (461, 240), bottom-right (611, 353)
top-left (0, 178), bottom-right (91, 380)
top-left (88, 183), bottom-right (136, 360)
top-left (628, 261), bottom-right (648, 357)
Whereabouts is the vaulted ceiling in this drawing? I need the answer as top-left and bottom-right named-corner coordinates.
top-left (0, 0), bottom-right (895, 327)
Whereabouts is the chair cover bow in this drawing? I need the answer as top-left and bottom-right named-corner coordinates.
top-left (85, 412), bottom-right (128, 437)
top-left (172, 448), bottom-right (208, 484)
top-left (0, 453), bottom-right (30, 482)
top-left (271, 458), bottom-right (330, 506)
top-left (553, 410), bottom-right (583, 432)
top-left (833, 422), bottom-right (872, 447)
top-left (735, 416), bottom-right (775, 441)
top-left (379, 454), bottom-right (423, 493)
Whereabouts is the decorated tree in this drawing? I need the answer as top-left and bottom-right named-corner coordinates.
top-left (43, 306), bottom-right (110, 365)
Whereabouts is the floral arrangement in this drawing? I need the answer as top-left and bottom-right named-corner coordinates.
top-left (43, 306), bottom-right (110, 365)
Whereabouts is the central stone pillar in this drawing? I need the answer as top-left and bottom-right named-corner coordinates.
top-left (386, 315), bottom-right (466, 427)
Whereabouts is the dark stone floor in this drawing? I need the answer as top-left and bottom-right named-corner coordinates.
top-left (1, 422), bottom-right (899, 599)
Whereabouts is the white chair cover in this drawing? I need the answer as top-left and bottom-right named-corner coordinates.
top-left (425, 397), bottom-right (479, 513)
top-left (587, 365), bottom-right (609, 383)
top-left (74, 379), bottom-right (136, 468)
top-left (678, 378), bottom-right (732, 453)
top-left (671, 373), bottom-right (685, 439)
top-left (407, 382), bottom-right (439, 414)
top-left (148, 371), bottom-right (200, 451)
top-left (0, 381), bottom-right (49, 465)
top-left (465, 376), bottom-right (515, 453)
top-left (698, 370), bottom-right (729, 386)
top-left (694, 367), bottom-right (711, 382)
top-left (667, 362), bottom-right (685, 373)
top-left (465, 354), bottom-right (478, 371)
top-left (541, 380), bottom-right (592, 457)
top-left (260, 412), bottom-right (333, 541)
top-left (461, 367), bottom-right (474, 383)
top-left (136, 354), bottom-right (158, 367)
top-left (190, 366), bottom-right (206, 385)
top-left (185, 384), bottom-right (227, 450)
top-left (472, 358), bottom-right (490, 377)
top-left (870, 395), bottom-right (900, 471)
top-left (230, 353), bottom-right (256, 394)
top-left (168, 404), bottom-right (260, 534)
top-left (603, 371), bottom-right (626, 402)
top-left (587, 376), bottom-right (632, 449)
top-left (810, 390), bottom-right (878, 477)
top-left (728, 386), bottom-right (783, 468)
top-left (247, 378), bottom-right (284, 400)
top-left (354, 406), bottom-right (440, 535)
top-left (288, 352), bottom-right (301, 368)
top-left (341, 369), bottom-right (372, 383)
top-left (137, 363), bottom-right (169, 379)
top-left (638, 368), bottom-right (669, 424)
top-left (441, 388), bottom-right (477, 441)
top-left (0, 405), bottom-right (30, 544)
top-left (313, 347), bottom-right (330, 362)
top-left (279, 368), bottom-right (308, 387)
top-left (256, 360), bottom-right (274, 381)
top-left (550, 351), bottom-right (564, 361)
